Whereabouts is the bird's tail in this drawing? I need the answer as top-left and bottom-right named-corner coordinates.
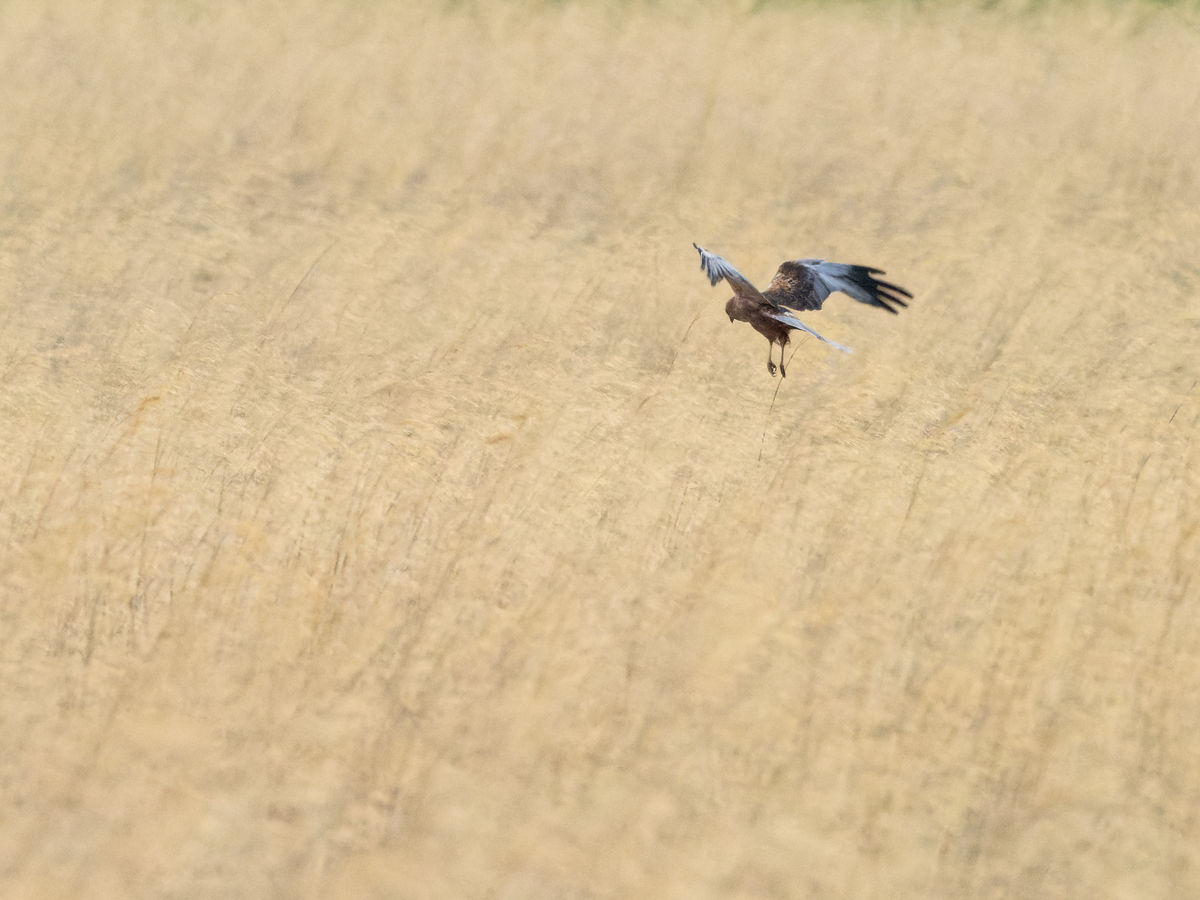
top-left (767, 310), bottom-right (853, 354)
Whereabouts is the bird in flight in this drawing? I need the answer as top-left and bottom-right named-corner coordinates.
top-left (693, 243), bottom-right (911, 377)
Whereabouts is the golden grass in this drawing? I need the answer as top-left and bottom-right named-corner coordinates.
top-left (2, 1), bottom-right (1199, 897)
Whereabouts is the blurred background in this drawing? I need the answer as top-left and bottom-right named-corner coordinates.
top-left (1, 1), bottom-right (1198, 897)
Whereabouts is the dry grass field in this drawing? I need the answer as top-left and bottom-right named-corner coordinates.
top-left (2, 0), bottom-right (1199, 897)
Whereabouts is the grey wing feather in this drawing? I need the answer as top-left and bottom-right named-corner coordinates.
top-left (693, 243), bottom-right (772, 305)
top-left (694, 244), bottom-right (742, 287)
top-left (802, 260), bottom-right (912, 315)
top-left (767, 310), bottom-right (853, 354)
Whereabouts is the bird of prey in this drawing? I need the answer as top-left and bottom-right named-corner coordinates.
top-left (693, 243), bottom-right (911, 377)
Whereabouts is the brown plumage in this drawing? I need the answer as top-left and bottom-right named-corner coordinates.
top-left (694, 244), bottom-right (911, 377)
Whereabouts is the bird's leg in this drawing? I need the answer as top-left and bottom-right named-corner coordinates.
top-left (779, 340), bottom-right (787, 378)
top-left (766, 341), bottom-right (777, 377)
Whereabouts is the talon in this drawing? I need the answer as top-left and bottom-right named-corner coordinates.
top-left (780, 362), bottom-right (787, 378)
top-left (767, 361), bottom-right (777, 377)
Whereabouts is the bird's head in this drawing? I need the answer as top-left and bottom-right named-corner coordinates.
top-left (724, 296), bottom-right (736, 323)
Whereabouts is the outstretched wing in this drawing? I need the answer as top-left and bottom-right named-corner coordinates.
top-left (694, 244), bottom-right (774, 307)
top-left (766, 310), bottom-right (853, 354)
top-left (765, 259), bottom-right (911, 314)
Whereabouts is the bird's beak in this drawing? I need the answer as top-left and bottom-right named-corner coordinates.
top-left (728, 315), bottom-right (734, 323)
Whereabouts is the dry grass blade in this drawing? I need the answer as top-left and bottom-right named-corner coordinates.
top-left (2, 2), bottom-right (1200, 898)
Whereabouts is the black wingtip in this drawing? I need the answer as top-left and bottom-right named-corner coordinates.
top-left (876, 277), bottom-right (914, 299)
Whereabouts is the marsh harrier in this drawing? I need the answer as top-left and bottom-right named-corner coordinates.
top-left (693, 243), bottom-right (911, 377)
